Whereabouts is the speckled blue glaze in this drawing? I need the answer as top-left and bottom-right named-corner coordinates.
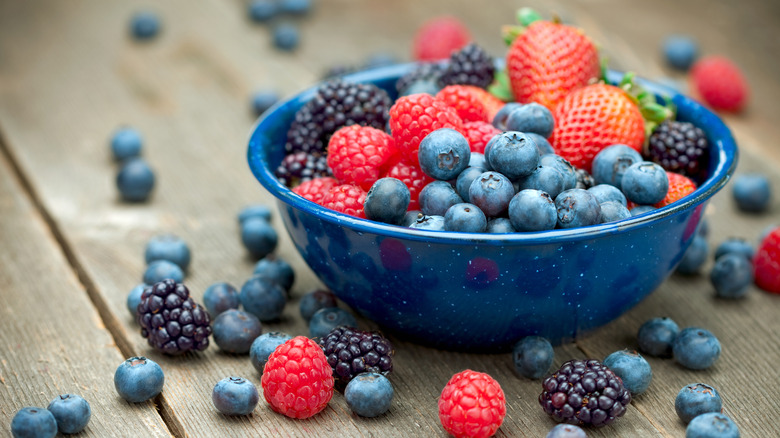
top-left (247, 65), bottom-right (738, 352)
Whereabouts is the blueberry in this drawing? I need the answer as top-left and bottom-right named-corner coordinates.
top-left (309, 307), bottom-right (357, 338)
top-left (517, 165), bottom-right (566, 199)
top-left (599, 200), bottom-right (631, 223)
top-left (538, 154), bottom-right (577, 191)
top-left (630, 205), bottom-right (657, 216)
top-left (130, 11), bottom-right (160, 40)
top-left (675, 383), bottom-right (723, 424)
top-left (114, 356), bottom-right (164, 403)
top-left (213, 309), bottom-right (263, 354)
top-left (512, 336), bottom-right (554, 379)
top-left (588, 184), bottom-right (627, 206)
top-left (603, 350), bottom-right (652, 395)
top-left (468, 152), bottom-right (488, 171)
top-left (621, 161), bottom-right (669, 205)
top-left (299, 289), bottom-right (338, 322)
top-left (203, 282), bottom-right (240, 318)
top-left (486, 131), bottom-right (540, 180)
top-left (344, 372), bottom-right (394, 417)
top-left (47, 394), bottom-right (91, 434)
top-left (418, 128), bottom-right (471, 181)
top-left (272, 22), bottom-right (299, 51)
top-left (279, 0), bottom-right (312, 15)
top-left (492, 102), bottom-right (523, 130)
top-left (364, 177), bottom-right (411, 225)
top-left (11, 407), bottom-right (57, 438)
top-left (250, 332), bottom-right (294, 372)
top-left (469, 171), bottom-right (515, 217)
top-left (251, 90), bottom-right (280, 117)
top-left (686, 412), bottom-right (739, 438)
top-left (732, 173), bottom-right (771, 212)
top-left (663, 35), bottom-right (699, 71)
top-left (456, 167), bottom-right (486, 202)
top-left (505, 102), bottom-right (554, 138)
top-left (508, 189), bottom-right (557, 232)
top-left (241, 217), bottom-right (278, 259)
top-left (555, 189), bottom-right (602, 229)
top-left (239, 275), bottom-right (286, 322)
top-left (110, 127), bottom-right (143, 161)
top-left (408, 214), bottom-right (446, 231)
top-left (673, 327), bottom-right (721, 370)
top-left (419, 181), bottom-right (463, 216)
top-left (145, 233), bottom-right (191, 271)
top-left (212, 377), bottom-right (259, 416)
top-left (402, 210), bottom-right (423, 227)
top-left (592, 144), bottom-right (643, 188)
top-left (545, 423), bottom-right (587, 438)
top-left (253, 255), bottom-right (295, 293)
top-left (248, 0), bottom-right (278, 22)
top-left (486, 217), bottom-right (515, 233)
top-left (637, 316), bottom-right (679, 358)
top-left (127, 283), bottom-right (148, 316)
top-left (526, 132), bottom-right (555, 155)
top-left (710, 253), bottom-right (753, 299)
top-left (238, 204), bottom-right (273, 225)
top-left (714, 237), bottom-right (754, 261)
top-left (116, 158), bottom-right (155, 202)
top-left (143, 260), bottom-right (184, 285)
top-left (444, 203), bottom-right (487, 232)
top-left (677, 234), bottom-right (709, 275)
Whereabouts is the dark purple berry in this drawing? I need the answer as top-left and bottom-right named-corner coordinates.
top-left (319, 326), bottom-right (394, 390)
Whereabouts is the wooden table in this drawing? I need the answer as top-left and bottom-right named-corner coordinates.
top-left (1, 1), bottom-right (778, 436)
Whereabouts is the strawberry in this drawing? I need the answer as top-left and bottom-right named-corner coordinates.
top-left (691, 55), bottom-right (749, 112)
top-left (654, 171), bottom-right (697, 208)
top-left (413, 16), bottom-right (471, 62)
top-left (435, 85), bottom-right (489, 123)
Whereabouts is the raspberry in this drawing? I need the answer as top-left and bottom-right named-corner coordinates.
top-left (412, 16), bottom-right (471, 62)
top-left (389, 93), bottom-right (465, 165)
top-left (261, 336), bottom-right (334, 419)
top-left (438, 370), bottom-right (506, 438)
top-left (326, 125), bottom-right (398, 191)
top-left (275, 151), bottom-right (330, 188)
top-left (754, 227), bottom-right (780, 293)
top-left (691, 56), bottom-right (749, 112)
top-left (462, 121), bottom-right (500, 154)
top-left (293, 176), bottom-right (338, 204)
top-left (383, 160), bottom-right (434, 211)
top-left (438, 43), bottom-right (496, 90)
top-left (319, 326), bottom-right (394, 390)
top-left (321, 183), bottom-right (367, 218)
top-left (653, 171), bottom-right (697, 208)
top-left (436, 85), bottom-right (489, 123)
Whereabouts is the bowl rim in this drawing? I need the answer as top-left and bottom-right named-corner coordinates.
top-left (248, 64), bottom-right (738, 245)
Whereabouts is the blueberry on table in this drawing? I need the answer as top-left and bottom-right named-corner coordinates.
top-left (272, 22), bottom-right (300, 51)
top-left (279, 0), bottom-right (312, 15)
top-left (676, 234), bottom-right (709, 275)
top-left (126, 283), bottom-right (148, 316)
top-left (10, 407), bottom-right (57, 438)
top-left (237, 204), bottom-right (273, 225)
top-left (116, 158), bottom-right (155, 202)
top-left (710, 252), bottom-right (753, 299)
top-left (512, 336), bottom-right (554, 379)
top-left (202, 282), bottom-right (240, 318)
top-left (240, 216), bottom-right (278, 259)
top-left (212, 377), bottom-right (259, 416)
top-left (248, 0), bottom-right (278, 22)
top-left (142, 259), bottom-right (184, 285)
top-left (309, 307), bottom-right (357, 338)
top-left (637, 316), bottom-right (679, 358)
top-left (663, 35), bottom-right (699, 71)
top-left (603, 350), bottom-right (653, 395)
top-left (144, 233), bottom-right (191, 271)
top-left (110, 126), bottom-right (142, 161)
top-left (345, 373), bottom-right (394, 417)
top-left (673, 327), bottom-right (721, 370)
top-left (47, 394), bottom-right (91, 434)
top-left (714, 237), bottom-right (754, 261)
top-left (299, 288), bottom-right (338, 322)
top-left (732, 173), bottom-right (771, 213)
top-left (213, 309), bottom-right (263, 354)
top-left (240, 275), bottom-right (286, 322)
top-left (251, 90), bottom-right (280, 117)
top-left (686, 412), bottom-right (739, 438)
top-left (675, 383), bottom-right (723, 424)
top-left (253, 255), bottom-right (295, 293)
top-left (114, 356), bottom-right (164, 403)
top-left (545, 424), bottom-right (587, 438)
top-left (129, 11), bottom-right (161, 40)
top-left (250, 332), bottom-right (293, 372)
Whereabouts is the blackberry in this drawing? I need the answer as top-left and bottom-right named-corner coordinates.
top-left (575, 168), bottom-right (596, 190)
top-left (274, 151), bottom-right (330, 187)
top-left (539, 359), bottom-right (631, 427)
top-left (137, 279), bottom-right (212, 355)
top-left (438, 43), bottom-right (496, 89)
top-left (647, 120), bottom-right (709, 181)
top-left (395, 62), bottom-right (445, 95)
top-left (319, 326), bottom-right (394, 390)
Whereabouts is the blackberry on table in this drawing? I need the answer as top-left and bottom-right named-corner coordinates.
top-left (438, 43), bottom-right (496, 89)
top-left (319, 326), bottom-right (394, 390)
top-left (647, 120), bottom-right (709, 181)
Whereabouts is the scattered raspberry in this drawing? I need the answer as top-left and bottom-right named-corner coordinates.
top-left (436, 85), bottom-right (489, 123)
top-left (326, 125), bottom-right (398, 191)
top-left (383, 160), bottom-right (434, 211)
top-left (439, 370), bottom-right (506, 438)
top-left (293, 176), bottom-right (338, 204)
top-left (463, 121), bottom-right (500, 154)
top-left (321, 183), bottom-right (367, 218)
top-left (261, 336), bottom-right (334, 419)
top-left (691, 56), bottom-right (749, 112)
top-left (389, 93), bottom-right (465, 165)
top-left (413, 16), bottom-right (471, 62)
top-left (754, 227), bottom-right (780, 294)
top-left (654, 171), bottom-right (697, 208)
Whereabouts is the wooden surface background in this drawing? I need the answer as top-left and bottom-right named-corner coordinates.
top-left (1, 0), bottom-right (778, 437)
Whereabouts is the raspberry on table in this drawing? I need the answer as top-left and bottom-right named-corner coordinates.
top-left (691, 55), bottom-right (749, 112)
top-left (754, 226), bottom-right (780, 293)
top-left (326, 125), bottom-right (398, 191)
top-left (261, 336), bottom-right (334, 419)
top-left (462, 121), bottom-right (500, 154)
top-left (292, 176), bottom-right (338, 204)
top-left (438, 369), bottom-right (506, 438)
top-left (412, 15), bottom-right (471, 62)
top-left (389, 93), bottom-right (465, 166)
top-left (321, 183), bottom-right (368, 218)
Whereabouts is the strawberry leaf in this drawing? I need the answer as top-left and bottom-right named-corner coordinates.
top-left (517, 7), bottom-right (543, 26)
top-left (488, 69), bottom-right (514, 102)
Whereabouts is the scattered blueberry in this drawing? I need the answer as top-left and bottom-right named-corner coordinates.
top-left (344, 372), bottom-right (394, 417)
top-left (309, 307), bottom-right (357, 338)
top-left (279, 0), bottom-right (312, 15)
top-left (663, 35), bottom-right (699, 71)
top-left (673, 327), bottom-right (721, 370)
top-left (127, 283), bottom-right (148, 316)
top-left (144, 233), bottom-right (191, 271)
top-left (212, 377), bottom-right (259, 416)
top-left (253, 255), bottom-right (295, 293)
top-left (592, 144), bottom-right (643, 188)
top-left (364, 177), bottom-right (411, 225)
top-left (486, 131), bottom-right (540, 180)
top-left (419, 181), bottom-right (463, 217)
top-left (710, 253), bottom-right (753, 299)
top-left (512, 336), bottom-right (554, 379)
top-left (212, 309), bottom-right (263, 354)
top-left (517, 165), bottom-right (566, 199)
top-left (555, 188), bottom-right (602, 229)
top-left (603, 350), bottom-right (652, 395)
top-left (272, 22), bottom-right (299, 51)
top-left (418, 128), bottom-right (471, 181)
top-left (505, 102), bottom-right (554, 138)
top-left (251, 90), bottom-right (280, 117)
top-left (637, 317), bottom-right (680, 358)
top-left (713, 237), bottom-right (754, 261)
top-left (675, 383), bottom-right (723, 424)
top-left (469, 171), bottom-right (515, 217)
top-left (47, 394), bottom-right (91, 434)
top-left (599, 200), bottom-right (631, 223)
top-left (116, 158), bottom-right (155, 202)
top-left (114, 356), bottom-right (165, 403)
top-left (238, 204), bottom-right (273, 225)
top-left (408, 214), bottom-right (446, 231)
top-left (486, 217), bottom-right (515, 233)
top-left (130, 11), bottom-right (161, 40)
top-left (299, 289), bottom-right (338, 322)
top-left (677, 234), bottom-right (709, 275)
top-left (202, 282), bottom-right (241, 318)
top-left (110, 127), bottom-right (143, 161)
top-left (621, 161), bottom-right (669, 205)
top-left (686, 412), bottom-right (739, 438)
top-left (492, 102), bottom-right (523, 130)
top-left (239, 275), bottom-right (286, 322)
top-left (10, 407), bottom-right (58, 438)
top-left (508, 189), bottom-right (557, 232)
top-left (248, 0), bottom-right (278, 22)
top-left (588, 184), bottom-right (627, 206)
top-left (142, 260), bottom-right (184, 285)
top-left (241, 217), bottom-right (278, 259)
top-left (732, 173), bottom-right (771, 212)
top-left (249, 332), bottom-right (294, 372)
top-left (444, 203), bottom-right (487, 232)
top-left (545, 423), bottom-right (587, 438)
top-left (456, 166), bottom-right (486, 202)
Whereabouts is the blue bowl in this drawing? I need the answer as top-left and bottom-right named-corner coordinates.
top-left (247, 64), bottom-right (737, 352)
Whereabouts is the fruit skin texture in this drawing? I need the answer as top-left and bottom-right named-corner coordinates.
top-left (550, 83), bottom-right (645, 172)
top-left (253, 256), bottom-right (295, 294)
top-left (463, 121), bottom-right (501, 154)
top-left (686, 412), bottom-right (739, 438)
top-left (239, 275), bottom-right (287, 322)
top-left (621, 162), bottom-right (669, 206)
top-left (321, 183), bottom-right (367, 218)
top-left (637, 317), bottom-right (679, 358)
top-left (710, 253), bottom-right (753, 299)
top-left (293, 176), bottom-right (338, 204)
top-left (389, 93), bottom-right (465, 166)
top-left (438, 43), bottom-right (496, 90)
top-left (114, 356), bottom-right (165, 403)
top-left (675, 383), bottom-right (723, 424)
top-left (691, 56), bottom-right (749, 112)
top-left (241, 217), bottom-right (279, 259)
top-left (261, 336), bottom-right (334, 419)
top-left (603, 350), bottom-right (652, 395)
top-left (673, 327), bottom-right (721, 370)
top-left (47, 394), bottom-right (91, 434)
top-left (545, 424), bottom-right (587, 438)
top-left (412, 16), bottom-right (471, 61)
top-left (647, 120), bottom-right (709, 181)
top-left (344, 372), bottom-right (394, 417)
top-left (436, 85), bottom-right (490, 123)
top-left (117, 158), bottom-right (155, 202)
top-left (418, 128), bottom-right (472, 181)
top-left (438, 369), bottom-right (506, 438)
top-left (754, 227), bottom-right (780, 293)
top-left (212, 309), bottom-right (263, 354)
top-left (250, 332), bottom-right (294, 373)
top-left (732, 173), bottom-right (771, 212)
top-left (110, 126), bottom-right (143, 161)
top-left (212, 377), bottom-right (260, 416)
top-left (506, 20), bottom-right (601, 110)
top-left (326, 125), bottom-right (398, 191)
top-left (11, 407), bottom-right (58, 438)
top-left (145, 234), bottom-right (191, 271)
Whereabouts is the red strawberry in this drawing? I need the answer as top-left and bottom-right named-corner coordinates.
top-left (462, 121), bottom-right (500, 154)
top-left (293, 176), bottom-right (338, 204)
top-left (413, 16), bottom-right (471, 62)
top-left (654, 171), bottom-right (697, 208)
top-left (321, 184), bottom-right (367, 218)
top-left (691, 55), bottom-right (749, 112)
top-left (436, 85), bottom-right (489, 123)
top-left (469, 87), bottom-right (506, 122)
top-left (754, 227), bottom-right (780, 294)
top-left (383, 160), bottom-right (434, 211)
top-left (326, 125), bottom-right (397, 191)
top-left (389, 93), bottom-right (465, 165)
top-left (506, 19), bottom-right (600, 110)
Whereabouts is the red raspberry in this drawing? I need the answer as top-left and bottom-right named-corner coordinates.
top-left (321, 183), bottom-right (367, 218)
top-left (293, 176), bottom-right (338, 204)
top-left (326, 125), bottom-right (398, 191)
top-left (438, 370), bottom-right (506, 438)
top-left (691, 56), bottom-right (749, 112)
top-left (261, 336), bottom-right (334, 419)
top-left (754, 227), bottom-right (780, 294)
top-left (654, 171), bottom-right (697, 208)
top-left (412, 16), bottom-right (471, 61)
top-left (436, 85), bottom-right (489, 123)
top-left (462, 121), bottom-right (500, 154)
top-left (383, 160), bottom-right (434, 211)
top-left (389, 93), bottom-right (464, 165)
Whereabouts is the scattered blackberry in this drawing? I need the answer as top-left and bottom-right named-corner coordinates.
top-left (438, 43), bottom-right (496, 89)
top-left (137, 279), bottom-right (212, 355)
top-left (319, 326), bottom-right (394, 390)
top-left (539, 359), bottom-right (631, 427)
top-left (647, 120), bottom-right (709, 181)
top-left (575, 168), bottom-right (596, 189)
top-left (275, 151), bottom-right (330, 187)
top-left (395, 62), bottom-right (446, 95)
